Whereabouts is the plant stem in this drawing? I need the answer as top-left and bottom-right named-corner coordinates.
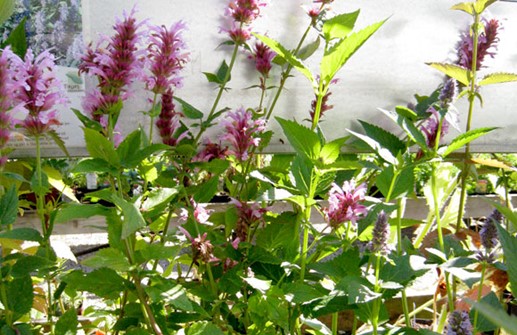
top-left (332, 312), bottom-right (338, 335)
top-left (456, 12), bottom-right (480, 232)
top-left (371, 254), bottom-right (382, 335)
top-left (473, 261), bottom-right (487, 330)
top-left (194, 41), bottom-right (240, 144)
top-left (35, 135), bottom-right (47, 237)
top-left (299, 207), bottom-right (311, 282)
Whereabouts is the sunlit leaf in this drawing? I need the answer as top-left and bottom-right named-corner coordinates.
top-left (427, 63), bottom-right (470, 86)
top-left (0, 0), bottom-right (15, 26)
top-left (82, 247), bottom-right (131, 272)
top-left (322, 11), bottom-right (360, 41)
top-left (440, 127), bottom-right (498, 157)
top-left (496, 223), bottom-right (517, 295)
top-left (321, 18), bottom-right (386, 82)
top-left (112, 194), bottom-right (146, 239)
top-left (471, 299), bottom-right (517, 335)
top-left (55, 308), bottom-right (78, 335)
top-left (174, 96), bottom-right (204, 119)
top-left (83, 128), bottom-right (120, 168)
top-left (43, 165), bottom-right (79, 203)
top-left (478, 72), bottom-right (517, 86)
top-left (276, 117), bottom-right (321, 161)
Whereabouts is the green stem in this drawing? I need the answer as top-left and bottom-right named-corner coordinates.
top-left (431, 165), bottom-right (445, 254)
top-left (456, 12), bottom-right (480, 232)
top-left (473, 261), bottom-right (487, 330)
top-left (148, 93), bottom-right (158, 143)
top-left (332, 312), bottom-right (338, 335)
top-left (194, 41), bottom-right (240, 144)
top-left (371, 254), bottom-right (382, 335)
top-left (35, 135), bottom-right (47, 237)
top-left (299, 208), bottom-right (311, 282)
top-left (132, 273), bottom-right (164, 335)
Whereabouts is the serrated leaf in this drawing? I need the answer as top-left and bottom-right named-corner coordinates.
top-left (174, 96), bottom-right (204, 119)
top-left (321, 18), bottom-right (386, 83)
top-left (187, 321), bottom-right (225, 335)
top-left (72, 158), bottom-right (115, 173)
top-left (319, 137), bottom-right (346, 165)
top-left (112, 194), bottom-right (146, 239)
top-left (394, 106), bottom-right (418, 121)
top-left (0, 185), bottom-right (18, 226)
top-left (254, 34), bottom-right (314, 83)
top-left (478, 72), bottom-right (517, 86)
top-left (72, 108), bottom-right (103, 132)
top-left (6, 275), bottom-right (33, 315)
top-left (55, 308), bottom-right (78, 335)
top-left (62, 268), bottom-right (128, 300)
top-left (441, 127), bottom-right (498, 157)
top-left (474, 0), bottom-right (497, 14)
top-left (276, 117), bottom-right (321, 161)
top-left (496, 223), bottom-right (517, 296)
top-left (322, 11), bottom-right (360, 41)
top-left (0, 228), bottom-right (42, 242)
top-left (55, 203), bottom-right (113, 224)
top-left (203, 72), bottom-right (222, 84)
top-left (427, 63), bottom-right (470, 86)
top-left (82, 247), bottom-right (131, 272)
top-left (83, 128), bottom-right (120, 168)
top-left (451, 1), bottom-right (475, 14)
top-left (470, 157), bottom-right (515, 171)
top-left (47, 129), bottom-right (69, 157)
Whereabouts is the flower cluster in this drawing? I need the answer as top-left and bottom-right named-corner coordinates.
top-left (195, 139), bottom-right (229, 162)
top-left (420, 107), bottom-right (449, 151)
top-left (249, 42), bottom-right (276, 78)
top-left (368, 211), bottom-right (390, 255)
top-left (79, 8), bottom-right (145, 124)
top-left (223, 0), bottom-right (268, 44)
top-left (10, 49), bottom-right (68, 137)
top-left (155, 89), bottom-right (189, 146)
top-left (220, 107), bottom-right (266, 161)
top-left (231, 198), bottom-right (268, 241)
top-left (446, 310), bottom-right (473, 335)
top-left (179, 227), bottom-right (218, 264)
top-left (180, 201), bottom-right (212, 225)
top-left (324, 180), bottom-right (368, 229)
top-left (457, 18), bottom-right (500, 70)
top-left (310, 79), bottom-right (339, 122)
top-left (146, 22), bottom-right (189, 95)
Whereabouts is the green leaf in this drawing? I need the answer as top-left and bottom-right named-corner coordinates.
top-left (496, 223), bottom-right (517, 295)
top-left (0, 228), bottom-right (42, 242)
top-left (322, 11), bottom-right (360, 41)
top-left (117, 129), bottom-right (142, 163)
top-left (321, 18), bottom-right (386, 83)
top-left (394, 106), bottom-right (418, 121)
top-left (3, 18), bottom-right (27, 58)
top-left (191, 176), bottom-right (218, 203)
top-left (82, 247), bottom-right (131, 272)
top-left (319, 137), bottom-right (346, 165)
top-left (284, 283), bottom-right (327, 305)
top-left (0, 185), bottom-right (18, 226)
top-left (471, 299), bottom-right (517, 335)
top-left (47, 129), bottom-right (70, 157)
top-left (473, 0), bottom-right (497, 14)
top-left (43, 165), bottom-right (78, 203)
top-left (298, 37), bottom-right (320, 60)
top-left (483, 199), bottom-right (517, 232)
top-left (72, 108), bottom-right (103, 132)
top-left (450, 1), bottom-right (475, 14)
top-left (62, 268), bottom-right (129, 300)
top-left (291, 156), bottom-right (312, 196)
top-left (145, 282), bottom-right (193, 311)
top-left (11, 255), bottom-right (54, 278)
top-left (112, 194), bottom-right (146, 239)
top-left (300, 317), bottom-right (332, 335)
top-left (0, 0), bottom-right (15, 26)
top-left (174, 96), bottom-right (204, 119)
top-left (187, 321), bottom-right (225, 335)
top-left (254, 34), bottom-right (314, 83)
top-left (55, 203), bottom-right (113, 224)
top-left (376, 165), bottom-right (414, 200)
top-left (83, 128), bottom-right (120, 168)
top-left (30, 169), bottom-right (50, 197)
top-left (441, 127), bottom-right (498, 157)
top-left (276, 117), bottom-right (321, 161)
top-left (471, 292), bottom-right (499, 332)
top-left (6, 275), bottom-right (33, 316)
top-left (427, 63), bottom-right (470, 86)
top-left (72, 158), bottom-right (115, 174)
top-left (243, 277), bottom-right (271, 293)
top-left (55, 308), bottom-right (78, 335)
top-left (348, 121), bottom-right (405, 164)
top-left (478, 72), bottom-right (517, 86)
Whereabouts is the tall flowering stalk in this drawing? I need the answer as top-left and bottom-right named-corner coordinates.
top-left (370, 211), bottom-right (389, 335)
top-left (454, 16), bottom-right (501, 231)
top-left (155, 89), bottom-right (189, 146)
top-left (447, 310), bottom-right (473, 335)
top-left (146, 22), bottom-right (188, 141)
top-left (79, 8), bottom-right (145, 143)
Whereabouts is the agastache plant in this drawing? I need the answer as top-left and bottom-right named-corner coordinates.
top-left (324, 180), bottom-right (368, 231)
top-left (0, 48), bottom-right (18, 170)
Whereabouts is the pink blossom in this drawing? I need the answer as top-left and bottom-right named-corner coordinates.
top-left (220, 107), bottom-right (266, 161)
top-left (10, 49), bottom-right (68, 136)
top-left (222, 0), bottom-right (268, 44)
top-left (146, 22), bottom-right (189, 94)
top-left (194, 138), bottom-right (229, 162)
top-left (178, 227), bottom-right (219, 264)
top-left (420, 107), bottom-right (449, 149)
top-left (310, 78), bottom-right (339, 123)
top-left (231, 198), bottom-right (268, 241)
top-left (457, 18), bottom-right (500, 70)
top-left (324, 180), bottom-right (368, 229)
top-left (0, 48), bottom-right (20, 167)
top-left (249, 42), bottom-right (276, 78)
top-left (155, 89), bottom-right (189, 146)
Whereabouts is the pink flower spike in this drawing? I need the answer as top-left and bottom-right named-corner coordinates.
top-left (324, 180), bottom-right (368, 229)
top-left (10, 49), bottom-right (68, 137)
top-left (249, 42), bottom-right (276, 78)
top-left (220, 107), bottom-right (266, 161)
top-left (155, 89), bottom-right (190, 146)
top-left (146, 21), bottom-right (189, 94)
